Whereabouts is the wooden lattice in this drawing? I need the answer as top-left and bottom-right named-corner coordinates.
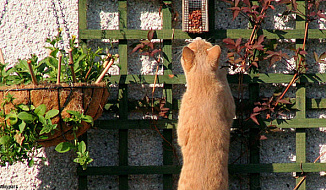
top-left (77, 0), bottom-right (326, 189)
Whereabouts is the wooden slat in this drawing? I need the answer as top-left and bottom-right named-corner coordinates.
top-left (78, 0), bottom-right (87, 30)
top-left (107, 73), bottom-right (326, 85)
top-left (119, 0), bottom-right (127, 29)
top-left (306, 98), bottom-right (326, 109)
top-left (78, 163), bottom-right (326, 176)
top-left (118, 84), bottom-right (129, 190)
top-left (230, 163), bottom-right (326, 173)
top-left (249, 84), bottom-right (261, 190)
top-left (295, 0), bottom-right (307, 186)
top-left (162, 2), bottom-right (174, 188)
top-left (79, 28), bottom-right (326, 40)
top-left (94, 118), bottom-right (326, 130)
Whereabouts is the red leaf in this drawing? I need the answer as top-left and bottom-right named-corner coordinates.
top-left (251, 61), bottom-right (258, 68)
top-left (243, 0), bottom-right (251, 6)
top-left (131, 44), bottom-right (144, 54)
top-left (278, 0), bottom-right (292, 5)
top-left (314, 52), bottom-right (320, 62)
top-left (299, 50), bottom-right (307, 55)
top-left (269, 5), bottom-right (275, 10)
top-left (235, 0), bottom-right (240, 7)
top-left (317, 11), bottom-right (326, 19)
top-left (253, 106), bottom-right (262, 113)
top-left (229, 7), bottom-right (241, 20)
top-left (250, 113), bottom-right (260, 125)
top-left (150, 49), bottom-right (161, 57)
top-left (235, 58), bottom-right (243, 64)
top-left (223, 38), bottom-right (235, 45)
top-left (147, 29), bottom-right (154, 41)
top-left (260, 135), bottom-right (268, 140)
top-left (141, 52), bottom-right (150, 56)
top-left (148, 42), bottom-right (154, 50)
top-left (292, 0), bottom-right (298, 10)
top-left (227, 52), bottom-right (235, 58)
top-left (278, 98), bottom-right (291, 104)
top-left (251, 5), bottom-right (259, 10)
top-left (235, 38), bottom-right (242, 47)
top-left (266, 113), bottom-right (271, 119)
top-left (252, 44), bottom-right (264, 51)
top-left (270, 55), bottom-right (281, 67)
top-left (281, 52), bottom-right (290, 59)
top-left (245, 43), bottom-right (252, 50)
top-left (320, 52), bottom-right (326, 60)
top-left (257, 35), bottom-right (265, 45)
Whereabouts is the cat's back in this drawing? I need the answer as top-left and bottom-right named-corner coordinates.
top-left (177, 38), bottom-right (235, 190)
top-left (179, 38), bottom-right (235, 125)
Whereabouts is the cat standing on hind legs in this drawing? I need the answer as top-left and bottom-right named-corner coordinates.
top-left (177, 38), bottom-right (235, 190)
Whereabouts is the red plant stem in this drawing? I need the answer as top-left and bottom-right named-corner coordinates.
top-left (95, 56), bottom-right (116, 84)
top-left (151, 56), bottom-right (161, 114)
top-left (275, 21), bottom-right (309, 107)
top-left (57, 53), bottom-right (62, 84)
top-left (293, 150), bottom-right (326, 190)
top-left (103, 54), bottom-right (112, 68)
top-left (302, 22), bottom-right (309, 50)
top-left (0, 48), bottom-right (5, 64)
top-left (274, 73), bottom-right (299, 107)
top-left (293, 176), bottom-right (306, 190)
top-left (27, 60), bottom-right (38, 85)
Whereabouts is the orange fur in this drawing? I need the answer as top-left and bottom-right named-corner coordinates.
top-left (177, 38), bottom-right (235, 190)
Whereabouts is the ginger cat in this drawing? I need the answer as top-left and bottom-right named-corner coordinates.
top-left (177, 38), bottom-right (235, 190)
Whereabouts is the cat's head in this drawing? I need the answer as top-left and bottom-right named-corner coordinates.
top-left (181, 37), bottom-right (221, 73)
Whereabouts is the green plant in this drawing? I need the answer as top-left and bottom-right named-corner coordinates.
top-left (0, 93), bottom-right (95, 169)
top-left (55, 110), bottom-right (94, 170)
top-left (0, 94), bottom-right (59, 166)
top-left (1, 30), bottom-right (117, 85)
top-left (0, 31), bottom-right (111, 169)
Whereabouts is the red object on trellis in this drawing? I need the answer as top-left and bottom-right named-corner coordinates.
top-left (182, 0), bottom-right (209, 33)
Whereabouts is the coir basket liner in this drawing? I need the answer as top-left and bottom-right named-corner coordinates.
top-left (0, 82), bottom-right (109, 147)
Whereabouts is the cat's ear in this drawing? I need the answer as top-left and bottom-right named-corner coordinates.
top-left (207, 45), bottom-right (221, 70)
top-left (182, 47), bottom-right (195, 72)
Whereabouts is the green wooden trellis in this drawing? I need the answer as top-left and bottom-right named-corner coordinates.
top-left (77, 0), bottom-right (326, 189)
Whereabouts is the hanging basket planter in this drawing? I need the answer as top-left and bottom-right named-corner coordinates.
top-left (0, 82), bottom-right (109, 147)
top-left (0, 33), bottom-right (117, 168)
top-left (182, 0), bottom-right (209, 33)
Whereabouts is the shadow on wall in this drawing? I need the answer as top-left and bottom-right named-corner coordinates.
top-left (37, 147), bottom-right (78, 189)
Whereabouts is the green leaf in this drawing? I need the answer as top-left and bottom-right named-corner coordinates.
top-left (55, 142), bottom-right (74, 153)
top-left (66, 110), bottom-right (79, 115)
top-left (78, 141), bottom-right (87, 153)
top-left (5, 113), bottom-right (18, 125)
top-left (38, 115), bottom-right (47, 126)
top-left (39, 135), bottom-right (49, 140)
top-left (35, 104), bottom-right (47, 116)
top-left (17, 112), bottom-right (35, 123)
top-left (0, 135), bottom-right (10, 145)
top-left (45, 109), bottom-right (59, 119)
top-left (82, 115), bottom-right (94, 125)
top-left (18, 104), bottom-right (30, 111)
top-left (40, 124), bottom-right (57, 135)
top-left (28, 158), bottom-right (34, 167)
top-left (18, 121), bottom-right (26, 133)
